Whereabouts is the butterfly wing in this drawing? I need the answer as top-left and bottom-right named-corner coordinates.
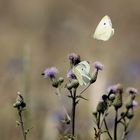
top-left (95, 27), bottom-right (112, 41)
top-left (79, 61), bottom-right (90, 73)
top-left (81, 72), bottom-right (91, 85)
top-left (93, 15), bottom-right (114, 41)
top-left (73, 66), bottom-right (84, 86)
top-left (72, 61), bottom-right (91, 86)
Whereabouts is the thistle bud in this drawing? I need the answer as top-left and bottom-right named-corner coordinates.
top-left (126, 108), bottom-right (134, 119)
top-left (13, 92), bottom-right (26, 109)
top-left (96, 100), bottom-right (107, 113)
top-left (66, 83), bottom-right (73, 90)
top-left (102, 94), bottom-right (108, 101)
top-left (113, 93), bottom-right (122, 109)
top-left (125, 98), bottom-right (133, 109)
top-left (52, 79), bottom-right (59, 88)
top-left (71, 79), bottom-right (79, 89)
top-left (113, 84), bottom-right (123, 109)
top-left (66, 79), bottom-right (79, 90)
top-left (108, 93), bottom-right (116, 101)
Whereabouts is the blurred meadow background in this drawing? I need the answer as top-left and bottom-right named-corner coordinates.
top-left (1, 0), bottom-right (140, 139)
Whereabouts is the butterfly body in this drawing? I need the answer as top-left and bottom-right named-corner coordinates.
top-left (72, 61), bottom-right (91, 86)
top-left (93, 15), bottom-right (114, 41)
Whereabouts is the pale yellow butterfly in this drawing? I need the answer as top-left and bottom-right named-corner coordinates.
top-left (72, 61), bottom-right (91, 86)
top-left (93, 15), bottom-right (114, 41)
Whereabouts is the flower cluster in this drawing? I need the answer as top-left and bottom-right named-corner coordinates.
top-left (13, 92), bottom-right (28, 140)
top-left (42, 53), bottom-right (103, 89)
top-left (41, 53), bottom-right (104, 139)
top-left (13, 92), bottom-right (26, 109)
top-left (99, 84), bottom-right (138, 113)
top-left (93, 83), bottom-right (138, 140)
top-left (41, 53), bottom-right (138, 140)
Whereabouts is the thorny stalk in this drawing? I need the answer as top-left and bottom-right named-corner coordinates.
top-left (72, 88), bottom-right (77, 137)
top-left (114, 108), bottom-right (118, 140)
top-left (18, 108), bottom-right (27, 140)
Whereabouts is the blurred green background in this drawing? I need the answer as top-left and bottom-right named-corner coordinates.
top-left (0, 0), bottom-right (140, 139)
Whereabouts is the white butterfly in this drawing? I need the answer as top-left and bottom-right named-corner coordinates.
top-left (72, 61), bottom-right (91, 86)
top-left (93, 15), bottom-right (114, 41)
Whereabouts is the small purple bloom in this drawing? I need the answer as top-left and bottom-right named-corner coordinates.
top-left (94, 61), bottom-right (103, 70)
top-left (68, 53), bottom-right (80, 65)
top-left (67, 69), bottom-right (76, 79)
top-left (68, 53), bottom-right (79, 61)
top-left (132, 100), bottom-right (138, 107)
top-left (126, 87), bottom-right (138, 95)
top-left (42, 67), bottom-right (58, 79)
top-left (107, 85), bottom-right (117, 93)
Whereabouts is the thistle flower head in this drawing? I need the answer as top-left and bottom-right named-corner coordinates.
top-left (107, 85), bottom-right (118, 94)
top-left (68, 53), bottom-right (81, 66)
top-left (108, 83), bottom-right (123, 93)
top-left (116, 83), bottom-right (123, 94)
top-left (67, 69), bottom-right (76, 79)
top-left (126, 108), bottom-right (134, 119)
top-left (111, 84), bottom-right (123, 109)
top-left (126, 87), bottom-right (138, 95)
top-left (42, 67), bottom-right (58, 79)
top-left (94, 61), bottom-right (104, 71)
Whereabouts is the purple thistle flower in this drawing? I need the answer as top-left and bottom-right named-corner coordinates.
top-left (42, 67), bottom-right (58, 79)
top-left (68, 53), bottom-right (79, 61)
top-left (107, 85), bottom-right (118, 94)
top-left (132, 100), bottom-right (138, 107)
top-left (94, 61), bottom-right (104, 71)
top-left (107, 83), bottom-right (123, 94)
top-left (126, 87), bottom-right (138, 95)
top-left (67, 69), bottom-right (76, 79)
top-left (68, 53), bottom-right (80, 65)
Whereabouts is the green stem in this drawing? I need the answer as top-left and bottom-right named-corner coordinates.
top-left (104, 118), bottom-right (113, 140)
top-left (114, 108), bottom-right (118, 140)
top-left (121, 119), bottom-right (130, 140)
top-left (18, 108), bottom-right (27, 140)
top-left (57, 88), bottom-right (71, 123)
top-left (97, 113), bottom-right (101, 140)
top-left (79, 83), bottom-right (90, 95)
top-left (117, 110), bottom-right (128, 123)
top-left (72, 89), bottom-right (77, 137)
top-left (100, 110), bottom-right (108, 128)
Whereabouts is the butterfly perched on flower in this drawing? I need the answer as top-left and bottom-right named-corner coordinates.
top-left (72, 61), bottom-right (91, 86)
